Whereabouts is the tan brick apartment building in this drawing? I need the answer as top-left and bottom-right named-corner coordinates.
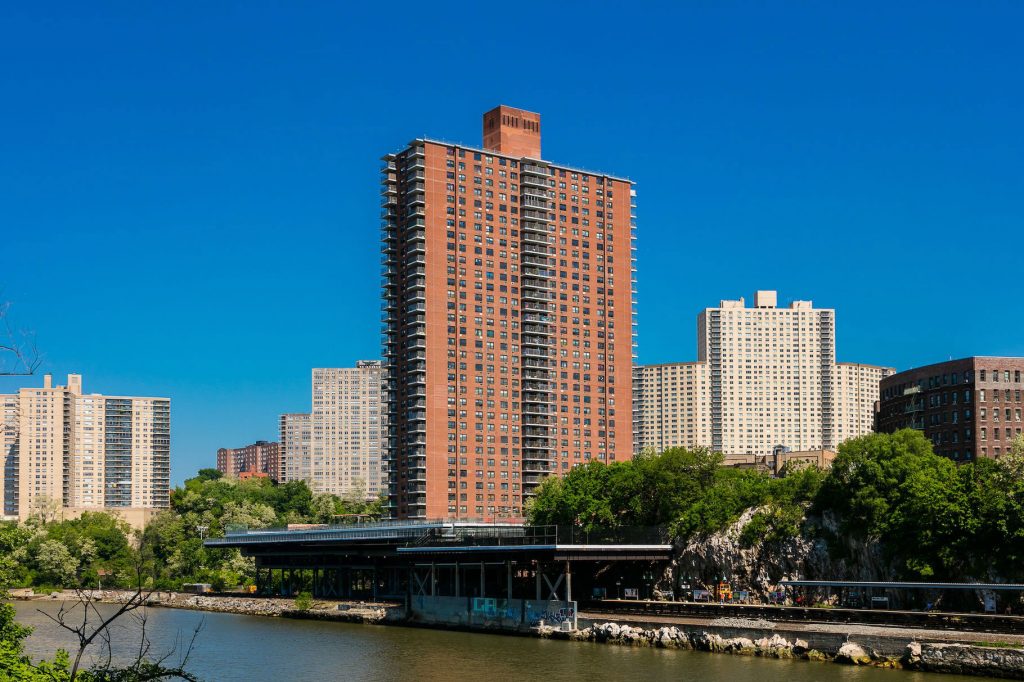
top-left (877, 357), bottom-right (1024, 461)
top-left (0, 373), bottom-right (170, 522)
top-left (382, 106), bottom-right (637, 519)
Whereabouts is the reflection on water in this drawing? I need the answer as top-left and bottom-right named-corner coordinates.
top-left (13, 601), bottom-right (976, 682)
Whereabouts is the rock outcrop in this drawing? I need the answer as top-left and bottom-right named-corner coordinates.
top-left (674, 508), bottom-right (897, 600)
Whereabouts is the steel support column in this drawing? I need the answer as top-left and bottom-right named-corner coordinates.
top-left (565, 560), bottom-right (572, 603)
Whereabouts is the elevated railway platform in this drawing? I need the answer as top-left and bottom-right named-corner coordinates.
top-left (206, 521), bottom-right (671, 628)
top-left (584, 597), bottom-right (1024, 634)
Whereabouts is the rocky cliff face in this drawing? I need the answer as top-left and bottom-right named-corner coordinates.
top-left (671, 507), bottom-right (897, 599)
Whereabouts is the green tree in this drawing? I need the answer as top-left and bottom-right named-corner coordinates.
top-left (816, 430), bottom-right (972, 578)
top-left (33, 540), bottom-right (79, 587)
top-left (310, 493), bottom-right (338, 524)
top-left (194, 468), bottom-right (224, 482)
top-left (0, 523), bottom-right (31, 589)
top-left (526, 446), bottom-right (812, 540)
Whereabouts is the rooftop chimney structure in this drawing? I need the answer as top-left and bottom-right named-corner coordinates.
top-left (482, 105), bottom-right (542, 158)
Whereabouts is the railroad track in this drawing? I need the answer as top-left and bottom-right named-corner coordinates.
top-left (580, 599), bottom-right (1024, 634)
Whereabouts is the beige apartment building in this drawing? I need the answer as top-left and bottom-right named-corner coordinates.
top-left (0, 373), bottom-right (170, 522)
top-left (279, 412), bottom-right (312, 485)
top-left (634, 362), bottom-right (710, 454)
top-left (835, 362), bottom-right (895, 444)
top-left (279, 361), bottom-right (385, 500)
top-left (635, 291), bottom-right (893, 459)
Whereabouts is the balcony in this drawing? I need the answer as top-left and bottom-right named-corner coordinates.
top-left (521, 264), bottom-right (550, 278)
top-left (521, 336), bottom-right (550, 349)
top-left (521, 277), bottom-right (551, 289)
top-left (520, 208), bottom-right (551, 222)
top-left (521, 289), bottom-right (552, 303)
top-left (522, 460), bottom-right (556, 475)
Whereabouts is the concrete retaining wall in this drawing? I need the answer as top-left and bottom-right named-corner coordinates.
top-left (408, 596), bottom-right (576, 631)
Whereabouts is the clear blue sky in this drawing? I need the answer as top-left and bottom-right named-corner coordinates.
top-left (2, 2), bottom-right (1022, 485)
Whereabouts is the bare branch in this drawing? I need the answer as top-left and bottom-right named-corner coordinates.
top-left (0, 299), bottom-right (42, 376)
top-left (36, 557), bottom-right (202, 681)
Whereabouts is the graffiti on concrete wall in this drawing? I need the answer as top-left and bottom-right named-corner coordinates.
top-left (525, 602), bottom-right (575, 626)
top-left (471, 597), bottom-right (498, 617)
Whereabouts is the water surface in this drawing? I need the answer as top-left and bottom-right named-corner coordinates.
top-left (13, 601), bottom-right (976, 681)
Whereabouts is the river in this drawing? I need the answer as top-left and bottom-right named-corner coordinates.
top-left (13, 601), bottom-right (978, 681)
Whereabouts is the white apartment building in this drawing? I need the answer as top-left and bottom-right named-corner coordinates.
top-left (0, 374), bottom-right (170, 521)
top-left (636, 291), bottom-right (894, 458)
top-left (279, 361), bottom-right (385, 500)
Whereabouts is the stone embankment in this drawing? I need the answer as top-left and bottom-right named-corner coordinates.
top-left (23, 589), bottom-right (402, 624)
top-left (908, 642), bottom-right (1024, 679)
top-left (534, 621), bottom-right (1024, 678)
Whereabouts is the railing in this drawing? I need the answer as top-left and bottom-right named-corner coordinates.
top-left (558, 525), bottom-right (670, 545)
top-left (224, 518), bottom-right (477, 536)
top-left (212, 522), bottom-right (670, 548)
top-left (410, 524), bottom-right (556, 548)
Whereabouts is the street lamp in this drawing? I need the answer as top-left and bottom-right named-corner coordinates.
top-left (196, 525), bottom-right (209, 572)
top-left (616, 579), bottom-right (622, 600)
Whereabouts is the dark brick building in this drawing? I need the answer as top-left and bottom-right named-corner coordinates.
top-left (877, 357), bottom-right (1024, 461)
top-left (216, 440), bottom-right (280, 481)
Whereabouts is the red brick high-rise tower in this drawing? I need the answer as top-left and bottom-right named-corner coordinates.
top-left (382, 106), bottom-right (637, 520)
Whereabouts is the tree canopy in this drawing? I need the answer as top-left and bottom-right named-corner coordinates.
top-left (1, 474), bottom-right (384, 593)
top-left (528, 431), bottom-right (1024, 582)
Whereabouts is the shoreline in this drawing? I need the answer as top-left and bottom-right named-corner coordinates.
top-left (12, 590), bottom-right (1024, 679)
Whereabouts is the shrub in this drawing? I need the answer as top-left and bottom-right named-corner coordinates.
top-left (295, 591), bottom-right (313, 611)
